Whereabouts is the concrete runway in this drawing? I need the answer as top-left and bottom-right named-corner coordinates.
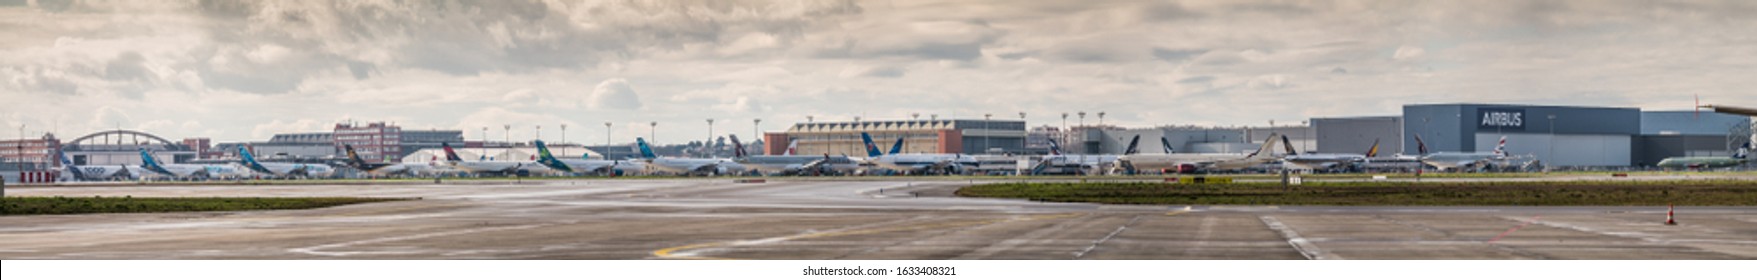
top-left (2, 179), bottom-right (1754, 259)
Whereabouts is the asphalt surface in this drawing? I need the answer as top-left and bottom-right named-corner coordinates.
top-left (2, 179), bottom-right (1755, 259)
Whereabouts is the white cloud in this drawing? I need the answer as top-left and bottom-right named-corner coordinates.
top-left (1393, 46), bottom-right (1425, 60)
top-left (587, 78), bottom-right (642, 110)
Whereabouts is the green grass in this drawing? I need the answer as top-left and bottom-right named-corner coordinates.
top-left (0, 196), bottom-right (408, 216)
top-left (955, 180), bottom-right (1757, 206)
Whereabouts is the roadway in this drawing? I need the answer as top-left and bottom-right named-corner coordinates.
top-left (2, 179), bottom-right (1754, 259)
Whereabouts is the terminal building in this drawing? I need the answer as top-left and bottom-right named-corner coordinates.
top-left (764, 119), bottom-right (1026, 156)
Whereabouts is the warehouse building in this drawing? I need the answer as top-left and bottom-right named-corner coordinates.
top-left (1403, 104), bottom-right (1641, 167)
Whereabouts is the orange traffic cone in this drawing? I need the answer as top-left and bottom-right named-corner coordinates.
top-left (1665, 204), bottom-right (1677, 226)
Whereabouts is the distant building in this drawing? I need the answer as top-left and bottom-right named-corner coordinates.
top-left (764, 119), bottom-right (1026, 156)
top-left (1, 133), bottom-right (60, 170)
top-left (334, 122), bottom-right (402, 163)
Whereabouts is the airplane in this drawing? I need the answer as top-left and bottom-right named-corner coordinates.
top-left (137, 148), bottom-right (247, 180)
top-left (531, 140), bottom-right (645, 176)
top-left (635, 137), bottom-right (741, 176)
top-left (236, 145), bottom-right (335, 178)
top-left (1114, 133), bottom-right (1287, 174)
top-left (857, 132), bottom-right (978, 175)
top-left (56, 150), bottom-right (134, 181)
top-left (1280, 136), bottom-right (1379, 171)
top-left (1656, 142), bottom-right (1749, 169)
top-left (343, 144), bottom-right (449, 177)
top-left (729, 135), bottom-right (860, 176)
top-left (1412, 134), bottom-right (1515, 171)
top-left (438, 142), bottom-right (548, 176)
top-left (1028, 137), bottom-right (1124, 175)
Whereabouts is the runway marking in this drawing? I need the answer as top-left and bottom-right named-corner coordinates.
top-left (1165, 210), bottom-right (1191, 216)
top-left (651, 213), bottom-right (1084, 260)
top-left (1259, 215), bottom-right (1340, 260)
top-left (288, 224), bottom-right (546, 257)
top-left (1488, 215), bottom-right (1541, 243)
top-left (1074, 215), bottom-right (1141, 259)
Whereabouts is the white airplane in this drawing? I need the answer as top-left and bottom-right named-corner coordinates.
top-left (1114, 133), bottom-right (1286, 174)
top-left (343, 144), bottom-right (450, 177)
top-left (1280, 136), bottom-right (1379, 170)
top-left (56, 150), bottom-right (135, 181)
top-left (237, 145), bottom-right (335, 178)
top-left (1028, 137), bottom-right (1125, 175)
top-left (1413, 134), bottom-right (1513, 171)
top-left (438, 142), bottom-right (548, 175)
top-left (729, 135), bottom-right (860, 176)
top-left (858, 132), bottom-right (978, 175)
top-left (138, 148), bottom-right (247, 180)
top-left (532, 140), bottom-right (645, 176)
top-left (634, 137), bottom-right (742, 176)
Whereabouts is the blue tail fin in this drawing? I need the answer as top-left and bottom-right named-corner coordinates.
top-left (888, 137), bottom-right (904, 155)
top-left (859, 132), bottom-right (882, 157)
top-left (59, 149), bottom-right (85, 178)
top-left (139, 148), bottom-right (172, 175)
top-left (237, 145), bottom-right (271, 173)
top-left (635, 138), bottom-right (658, 159)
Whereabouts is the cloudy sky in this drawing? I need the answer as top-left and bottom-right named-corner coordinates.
top-left (4, 0), bottom-right (1755, 144)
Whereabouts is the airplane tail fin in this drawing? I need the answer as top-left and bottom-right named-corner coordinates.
top-left (1735, 142), bottom-right (1750, 159)
top-left (1280, 135), bottom-right (1298, 155)
top-left (237, 145), bottom-right (259, 165)
top-left (1414, 134), bottom-right (1429, 155)
top-left (1247, 133), bottom-right (1282, 158)
top-left (1160, 137), bottom-right (1174, 154)
top-left (1047, 138), bottom-right (1063, 156)
top-left (59, 149), bottom-right (84, 178)
top-left (1494, 136), bottom-right (1508, 156)
top-left (729, 135), bottom-right (747, 158)
top-left (635, 138), bottom-right (658, 159)
top-left (784, 139), bottom-right (798, 156)
top-left (859, 132), bottom-right (883, 157)
top-left (1365, 139), bottom-right (1381, 158)
top-left (343, 144), bottom-right (369, 168)
top-left (440, 142), bottom-right (464, 162)
top-left (1122, 135), bottom-right (1141, 155)
top-left (888, 137), bottom-right (904, 155)
top-left (532, 140), bottom-right (571, 172)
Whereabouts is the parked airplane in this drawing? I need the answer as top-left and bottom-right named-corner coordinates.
top-left (1029, 137), bottom-right (1124, 175)
top-left (1656, 143), bottom-right (1749, 169)
top-left (858, 132), bottom-right (977, 175)
top-left (438, 142), bottom-right (547, 175)
top-left (57, 150), bottom-right (134, 181)
top-left (1281, 136), bottom-right (1379, 170)
top-left (782, 139), bottom-right (799, 155)
top-left (1412, 134), bottom-right (1513, 171)
top-left (1114, 133), bottom-right (1286, 174)
top-left (728, 135), bottom-right (860, 175)
top-left (343, 145), bottom-right (448, 177)
top-left (236, 145), bottom-right (335, 178)
top-left (138, 148), bottom-right (246, 180)
top-left (635, 137), bottom-right (741, 175)
top-left (532, 140), bottom-right (644, 176)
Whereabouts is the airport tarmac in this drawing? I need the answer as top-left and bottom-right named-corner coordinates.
top-left (2, 179), bottom-right (1755, 259)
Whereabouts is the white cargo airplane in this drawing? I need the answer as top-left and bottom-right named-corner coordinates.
top-left (1412, 134), bottom-right (1512, 171)
top-left (858, 132), bottom-right (978, 175)
top-left (237, 145), bottom-right (335, 178)
top-left (634, 137), bottom-right (742, 176)
top-left (531, 140), bottom-right (645, 176)
top-left (138, 148), bottom-right (247, 180)
top-left (1280, 136), bottom-right (1379, 170)
top-left (1114, 133), bottom-right (1286, 174)
top-left (57, 150), bottom-right (135, 181)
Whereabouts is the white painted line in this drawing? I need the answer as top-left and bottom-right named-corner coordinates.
top-left (1259, 215), bottom-right (1340, 260)
top-left (1074, 215), bottom-right (1140, 259)
top-left (288, 224), bottom-right (545, 257)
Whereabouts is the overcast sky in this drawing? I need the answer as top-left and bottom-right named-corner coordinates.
top-left (4, 0), bottom-right (1755, 144)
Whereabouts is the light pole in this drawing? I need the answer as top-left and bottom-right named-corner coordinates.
top-left (560, 124), bottom-right (567, 156)
top-left (1061, 112), bottom-right (1068, 154)
top-left (649, 121), bottom-right (657, 147)
top-left (481, 127), bottom-right (488, 159)
top-left (707, 119), bottom-right (715, 153)
top-left (911, 113), bottom-right (920, 120)
top-left (853, 116), bottom-right (862, 155)
top-left (752, 118), bottom-right (761, 155)
top-left (1078, 112), bottom-right (1086, 153)
top-left (536, 125), bottom-right (542, 141)
top-left (1548, 114), bottom-right (1556, 169)
top-left (604, 122), bottom-right (612, 159)
top-left (503, 125), bottom-right (511, 160)
top-left (1097, 112), bottom-right (1105, 152)
top-left (984, 113), bottom-right (993, 154)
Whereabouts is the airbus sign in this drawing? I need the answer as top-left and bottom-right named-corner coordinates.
top-left (1478, 108), bottom-right (1526, 130)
